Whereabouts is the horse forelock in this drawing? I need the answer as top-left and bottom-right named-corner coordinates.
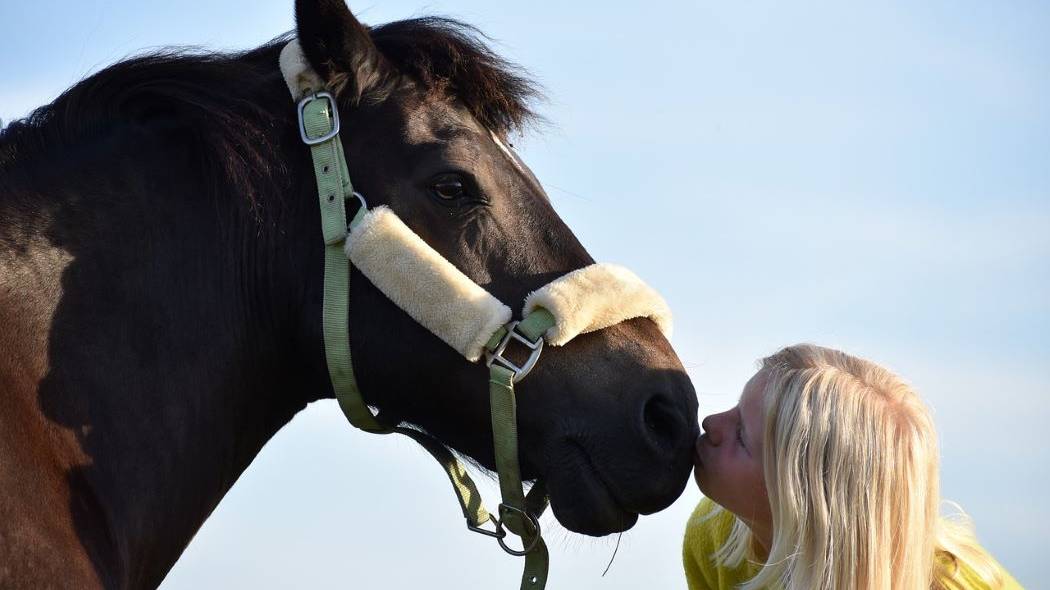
top-left (368, 17), bottom-right (544, 137)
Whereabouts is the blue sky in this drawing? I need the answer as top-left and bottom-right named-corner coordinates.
top-left (2, 0), bottom-right (1047, 588)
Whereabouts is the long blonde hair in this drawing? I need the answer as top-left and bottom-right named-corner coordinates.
top-left (714, 344), bottom-right (1004, 590)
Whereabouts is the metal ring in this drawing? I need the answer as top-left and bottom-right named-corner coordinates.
top-left (346, 191), bottom-right (369, 232)
top-left (495, 505), bottom-right (542, 556)
top-left (351, 191), bottom-right (367, 211)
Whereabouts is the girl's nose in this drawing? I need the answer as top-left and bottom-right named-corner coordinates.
top-left (700, 414), bottom-right (722, 445)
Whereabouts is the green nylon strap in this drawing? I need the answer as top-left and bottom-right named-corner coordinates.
top-left (521, 476), bottom-right (551, 589)
top-left (490, 364), bottom-right (527, 511)
top-left (485, 308), bottom-right (556, 589)
top-left (524, 480), bottom-right (550, 517)
top-left (394, 427), bottom-right (491, 527)
top-left (517, 308), bottom-right (556, 343)
top-left (305, 97), bottom-right (350, 245)
top-left (489, 364), bottom-right (547, 589)
top-left (306, 94), bottom-right (388, 434)
top-left (484, 307), bottom-right (556, 353)
top-left (485, 327), bottom-right (508, 352)
top-left (486, 308), bottom-right (556, 514)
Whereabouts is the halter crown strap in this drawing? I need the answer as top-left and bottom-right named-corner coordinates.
top-left (301, 91), bottom-right (385, 433)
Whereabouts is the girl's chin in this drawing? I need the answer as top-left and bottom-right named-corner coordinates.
top-left (693, 464), bottom-right (725, 505)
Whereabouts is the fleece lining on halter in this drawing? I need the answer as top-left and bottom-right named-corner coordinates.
top-left (345, 206), bottom-right (513, 362)
top-left (524, 264), bottom-right (672, 346)
top-left (344, 207), bottom-right (673, 360)
top-left (279, 39), bottom-right (323, 100)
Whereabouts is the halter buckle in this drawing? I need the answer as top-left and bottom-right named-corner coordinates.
top-left (467, 514), bottom-right (507, 539)
top-left (466, 508), bottom-right (540, 557)
top-left (495, 504), bottom-right (542, 556)
top-left (486, 321), bottom-right (544, 383)
top-left (297, 91), bottom-right (341, 145)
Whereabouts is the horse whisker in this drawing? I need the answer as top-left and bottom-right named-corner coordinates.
top-left (602, 529), bottom-right (623, 577)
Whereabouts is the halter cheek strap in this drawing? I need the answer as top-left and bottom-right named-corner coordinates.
top-left (281, 39), bottom-right (672, 590)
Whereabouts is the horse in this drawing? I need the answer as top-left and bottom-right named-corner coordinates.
top-left (0, 0), bottom-right (699, 587)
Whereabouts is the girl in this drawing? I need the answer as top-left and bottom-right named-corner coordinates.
top-left (684, 344), bottom-right (1022, 589)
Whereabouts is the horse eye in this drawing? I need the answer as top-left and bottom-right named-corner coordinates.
top-left (431, 178), bottom-right (466, 201)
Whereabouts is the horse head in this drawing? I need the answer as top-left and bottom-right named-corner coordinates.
top-left (288, 0), bottom-right (699, 536)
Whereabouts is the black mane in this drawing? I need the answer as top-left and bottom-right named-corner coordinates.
top-left (0, 17), bottom-right (541, 183)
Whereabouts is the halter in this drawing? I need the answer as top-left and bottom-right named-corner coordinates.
top-left (280, 40), bottom-right (673, 589)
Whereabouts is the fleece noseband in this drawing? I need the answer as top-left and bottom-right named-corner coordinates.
top-left (281, 40), bottom-right (672, 590)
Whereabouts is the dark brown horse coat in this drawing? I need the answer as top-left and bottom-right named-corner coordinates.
top-left (0, 2), bottom-right (699, 588)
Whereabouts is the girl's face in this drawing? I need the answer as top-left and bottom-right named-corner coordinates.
top-left (693, 370), bottom-right (772, 530)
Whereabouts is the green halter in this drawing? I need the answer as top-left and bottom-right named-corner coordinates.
top-left (300, 91), bottom-right (553, 589)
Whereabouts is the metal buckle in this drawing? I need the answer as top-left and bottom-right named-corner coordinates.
top-left (486, 321), bottom-right (544, 383)
top-left (495, 504), bottom-right (542, 556)
top-left (297, 91), bottom-right (341, 145)
top-left (467, 514), bottom-right (507, 540)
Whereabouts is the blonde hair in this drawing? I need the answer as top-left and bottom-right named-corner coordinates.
top-left (714, 344), bottom-right (1004, 590)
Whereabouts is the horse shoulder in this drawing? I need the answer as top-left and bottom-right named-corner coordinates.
top-left (0, 357), bottom-right (107, 589)
top-left (0, 240), bottom-right (111, 589)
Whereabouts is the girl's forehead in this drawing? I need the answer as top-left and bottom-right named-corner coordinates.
top-left (740, 370), bottom-right (768, 404)
top-left (738, 371), bottom-right (768, 444)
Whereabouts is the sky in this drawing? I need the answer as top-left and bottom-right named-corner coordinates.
top-left (2, 0), bottom-right (1048, 588)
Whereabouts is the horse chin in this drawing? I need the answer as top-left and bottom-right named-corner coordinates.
top-left (543, 441), bottom-right (640, 536)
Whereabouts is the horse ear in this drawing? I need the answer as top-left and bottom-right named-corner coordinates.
top-left (294, 0), bottom-right (388, 101)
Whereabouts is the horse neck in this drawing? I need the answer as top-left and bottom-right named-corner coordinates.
top-left (9, 127), bottom-right (326, 587)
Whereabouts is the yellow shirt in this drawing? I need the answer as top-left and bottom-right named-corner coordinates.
top-left (683, 498), bottom-right (1024, 590)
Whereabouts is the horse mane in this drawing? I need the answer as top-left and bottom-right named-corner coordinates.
top-left (0, 17), bottom-right (542, 195)
top-left (0, 39), bottom-right (295, 192)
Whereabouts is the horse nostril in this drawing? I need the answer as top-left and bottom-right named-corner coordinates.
top-left (642, 394), bottom-right (680, 449)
